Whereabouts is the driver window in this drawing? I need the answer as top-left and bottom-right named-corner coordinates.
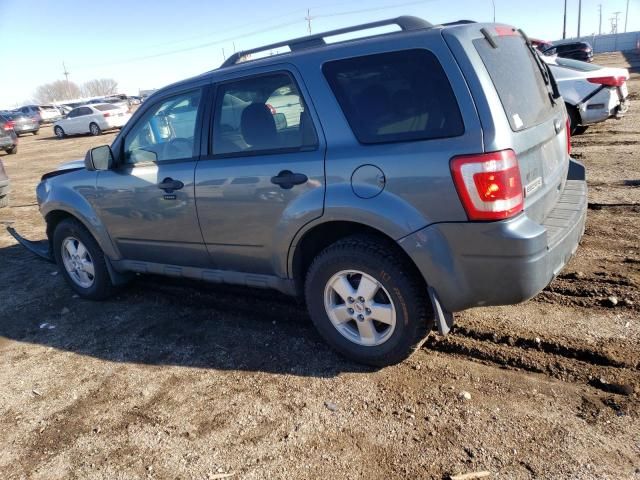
top-left (124, 89), bottom-right (201, 164)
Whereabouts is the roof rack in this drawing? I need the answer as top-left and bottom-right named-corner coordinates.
top-left (220, 16), bottom-right (432, 68)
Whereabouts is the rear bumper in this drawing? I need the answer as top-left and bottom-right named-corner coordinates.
top-left (399, 159), bottom-right (587, 313)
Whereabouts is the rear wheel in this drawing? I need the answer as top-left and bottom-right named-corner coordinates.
top-left (566, 104), bottom-right (588, 135)
top-left (6, 145), bottom-right (17, 155)
top-left (54, 126), bottom-right (65, 139)
top-left (89, 122), bottom-right (101, 136)
top-left (33, 130), bottom-right (39, 135)
top-left (53, 218), bottom-right (116, 300)
top-left (305, 235), bottom-right (432, 366)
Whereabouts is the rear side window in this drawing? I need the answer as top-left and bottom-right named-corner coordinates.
top-left (322, 49), bottom-right (464, 144)
top-left (474, 35), bottom-right (554, 130)
top-left (212, 72), bottom-right (318, 156)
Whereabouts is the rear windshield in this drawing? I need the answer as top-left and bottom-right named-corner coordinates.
top-left (93, 104), bottom-right (118, 111)
top-left (554, 56), bottom-right (602, 71)
top-left (323, 49), bottom-right (464, 144)
top-left (474, 35), bottom-right (555, 130)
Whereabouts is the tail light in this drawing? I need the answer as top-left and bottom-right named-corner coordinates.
top-left (587, 76), bottom-right (626, 87)
top-left (103, 112), bottom-right (111, 117)
top-left (3, 120), bottom-right (14, 131)
top-left (450, 149), bottom-right (524, 221)
top-left (266, 103), bottom-right (276, 115)
top-left (565, 117), bottom-right (571, 155)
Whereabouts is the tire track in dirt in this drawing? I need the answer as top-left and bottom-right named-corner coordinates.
top-left (424, 332), bottom-right (638, 399)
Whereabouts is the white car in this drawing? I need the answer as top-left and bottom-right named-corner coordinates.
top-left (542, 55), bottom-right (630, 134)
top-left (53, 103), bottom-right (131, 138)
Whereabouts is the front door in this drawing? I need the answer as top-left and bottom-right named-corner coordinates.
top-left (93, 88), bottom-right (209, 266)
top-left (195, 69), bottom-right (325, 275)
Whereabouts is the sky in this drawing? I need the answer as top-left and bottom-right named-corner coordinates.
top-left (0, 0), bottom-right (638, 109)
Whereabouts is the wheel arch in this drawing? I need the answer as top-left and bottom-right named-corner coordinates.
top-left (44, 207), bottom-right (119, 260)
top-left (289, 220), bottom-right (428, 297)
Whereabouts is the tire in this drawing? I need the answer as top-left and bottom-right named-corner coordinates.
top-left (33, 130), bottom-right (39, 136)
top-left (566, 104), bottom-right (588, 136)
top-left (53, 218), bottom-right (117, 300)
top-left (305, 235), bottom-right (432, 366)
top-left (6, 145), bottom-right (17, 155)
top-left (89, 122), bottom-right (101, 136)
top-left (54, 126), bottom-right (65, 139)
top-left (0, 195), bottom-right (8, 208)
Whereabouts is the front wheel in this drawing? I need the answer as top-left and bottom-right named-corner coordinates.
top-left (89, 122), bottom-right (101, 136)
top-left (305, 235), bottom-right (432, 366)
top-left (53, 218), bottom-right (117, 300)
top-left (54, 126), bottom-right (65, 139)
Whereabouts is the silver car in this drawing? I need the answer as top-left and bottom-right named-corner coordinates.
top-left (543, 55), bottom-right (630, 134)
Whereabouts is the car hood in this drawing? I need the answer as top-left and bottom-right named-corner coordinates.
top-left (57, 159), bottom-right (85, 171)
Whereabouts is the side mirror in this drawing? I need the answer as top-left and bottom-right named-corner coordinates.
top-left (85, 145), bottom-right (114, 171)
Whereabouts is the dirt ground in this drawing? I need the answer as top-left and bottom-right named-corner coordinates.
top-left (0, 52), bottom-right (639, 480)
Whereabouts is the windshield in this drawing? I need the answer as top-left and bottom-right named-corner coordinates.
top-left (474, 34), bottom-right (556, 131)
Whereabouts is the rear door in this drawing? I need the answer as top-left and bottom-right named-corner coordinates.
top-left (195, 67), bottom-right (325, 276)
top-left (444, 25), bottom-right (569, 223)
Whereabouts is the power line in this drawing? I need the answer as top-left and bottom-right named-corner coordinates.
top-left (79, 0), bottom-right (435, 70)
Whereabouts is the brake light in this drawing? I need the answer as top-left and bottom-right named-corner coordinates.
top-left (3, 120), bottom-right (14, 131)
top-left (450, 150), bottom-right (524, 221)
top-left (587, 76), bottom-right (626, 87)
top-left (103, 112), bottom-right (111, 117)
top-left (266, 103), bottom-right (276, 115)
top-left (494, 25), bottom-right (517, 36)
top-left (566, 117), bottom-right (571, 155)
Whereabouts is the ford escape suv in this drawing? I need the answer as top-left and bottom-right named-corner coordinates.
top-left (24, 17), bottom-right (587, 366)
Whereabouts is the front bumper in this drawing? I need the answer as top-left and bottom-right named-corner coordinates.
top-left (400, 160), bottom-right (587, 313)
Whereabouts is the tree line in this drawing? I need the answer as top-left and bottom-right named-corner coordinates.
top-left (33, 78), bottom-right (119, 104)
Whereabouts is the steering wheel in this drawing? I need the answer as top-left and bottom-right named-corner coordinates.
top-left (163, 138), bottom-right (193, 160)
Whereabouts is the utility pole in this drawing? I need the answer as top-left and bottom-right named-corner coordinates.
top-left (577, 0), bottom-right (582, 38)
top-left (624, 0), bottom-right (629, 33)
top-left (305, 8), bottom-right (313, 35)
top-left (610, 12), bottom-right (621, 34)
top-left (563, 0), bottom-right (567, 39)
top-left (598, 4), bottom-right (602, 35)
top-left (62, 62), bottom-right (71, 99)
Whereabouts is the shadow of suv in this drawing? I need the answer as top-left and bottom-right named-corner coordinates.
top-left (17, 16), bottom-right (587, 366)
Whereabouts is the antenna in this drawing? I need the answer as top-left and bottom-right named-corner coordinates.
top-left (624, 0), bottom-right (629, 33)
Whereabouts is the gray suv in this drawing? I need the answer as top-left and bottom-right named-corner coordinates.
top-left (28, 17), bottom-right (587, 366)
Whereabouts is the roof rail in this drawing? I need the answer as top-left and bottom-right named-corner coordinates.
top-left (220, 15), bottom-right (432, 68)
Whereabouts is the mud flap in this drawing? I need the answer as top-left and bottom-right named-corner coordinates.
top-left (428, 286), bottom-right (455, 336)
top-left (6, 226), bottom-right (54, 263)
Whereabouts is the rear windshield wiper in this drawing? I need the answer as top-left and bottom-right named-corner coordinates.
top-left (518, 28), bottom-right (560, 105)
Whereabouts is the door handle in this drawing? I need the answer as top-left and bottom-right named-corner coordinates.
top-left (270, 170), bottom-right (308, 190)
top-left (158, 177), bottom-right (184, 193)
